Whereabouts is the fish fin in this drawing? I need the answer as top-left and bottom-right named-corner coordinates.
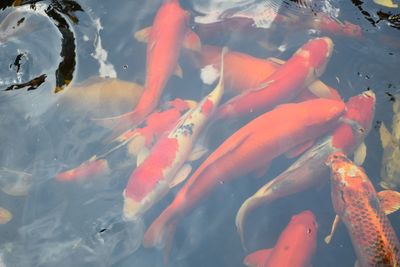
top-left (267, 57), bottom-right (285, 65)
top-left (307, 80), bottom-right (332, 99)
top-left (324, 215), bottom-right (341, 244)
top-left (169, 164), bottom-right (192, 188)
top-left (173, 64), bottom-right (183, 78)
top-left (353, 142), bottom-right (367, 166)
top-left (373, 0), bottom-right (398, 8)
top-left (188, 144), bottom-right (208, 162)
top-left (134, 26), bottom-right (151, 43)
top-left (55, 159), bottom-right (109, 182)
top-left (254, 162), bottom-right (271, 178)
top-left (0, 207), bottom-right (12, 224)
top-left (127, 134), bottom-right (147, 156)
top-left (378, 190), bottom-right (400, 215)
top-left (136, 148), bottom-right (150, 166)
top-left (379, 122), bottom-right (392, 149)
top-left (183, 30), bottom-right (202, 52)
top-left (285, 140), bottom-right (315, 158)
top-left (243, 249), bottom-right (273, 267)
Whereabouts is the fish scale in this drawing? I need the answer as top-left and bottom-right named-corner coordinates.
top-left (328, 153), bottom-right (400, 267)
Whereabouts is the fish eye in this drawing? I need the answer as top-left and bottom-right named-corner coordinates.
top-left (307, 228), bottom-right (312, 234)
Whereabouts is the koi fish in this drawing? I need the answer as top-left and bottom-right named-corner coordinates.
top-left (327, 152), bottom-right (400, 267)
top-left (99, 0), bottom-right (195, 133)
top-left (123, 49), bottom-right (226, 220)
top-left (143, 98), bottom-right (346, 253)
top-left (0, 167), bottom-right (32, 196)
top-left (55, 99), bottom-right (195, 182)
top-left (244, 210), bottom-right (318, 267)
top-left (308, 14), bottom-right (363, 39)
top-left (235, 90), bottom-right (376, 245)
top-left (379, 94), bottom-right (400, 189)
top-left (215, 37), bottom-right (334, 122)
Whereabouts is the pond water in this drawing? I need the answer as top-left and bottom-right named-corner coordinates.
top-left (0, 0), bottom-right (400, 266)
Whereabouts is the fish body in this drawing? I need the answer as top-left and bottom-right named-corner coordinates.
top-left (108, 0), bottom-right (190, 132)
top-left (143, 98), bottom-right (345, 249)
top-left (55, 99), bottom-right (195, 182)
top-left (380, 94), bottom-right (400, 189)
top-left (327, 152), bottom-right (400, 267)
top-left (123, 54), bottom-right (225, 220)
top-left (215, 37), bottom-right (333, 122)
top-left (235, 90), bottom-right (376, 243)
top-left (244, 210), bottom-right (318, 267)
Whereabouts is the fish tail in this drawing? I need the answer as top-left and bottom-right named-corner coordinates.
top-left (236, 193), bottom-right (268, 250)
top-left (143, 205), bottom-right (180, 253)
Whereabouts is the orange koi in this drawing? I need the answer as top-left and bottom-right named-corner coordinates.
top-left (55, 99), bottom-right (195, 182)
top-left (123, 50), bottom-right (226, 220)
top-left (235, 90), bottom-right (375, 244)
top-left (102, 0), bottom-right (194, 133)
top-left (244, 210), bottom-right (318, 267)
top-left (143, 98), bottom-right (346, 253)
top-left (215, 37), bottom-right (334, 122)
top-left (327, 152), bottom-right (400, 266)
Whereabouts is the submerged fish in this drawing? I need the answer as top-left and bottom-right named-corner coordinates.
top-left (55, 98), bottom-right (195, 182)
top-left (215, 37), bottom-right (334, 122)
top-left (327, 152), bottom-right (400, 267)
top-left (235, 90), bottom-right (376, 244)
top-left (0, 167), bottom-right (33, 196)
top-left (143, 98), bottom-right (346, 254)
top-left (101, 0), bottom-right (195, 133)
top-left (123, 49), bottom-right (226, 220)
top-left (379, 94), bottom-right (400, 189)
top-left (244, 210), bottom-right (318, 267)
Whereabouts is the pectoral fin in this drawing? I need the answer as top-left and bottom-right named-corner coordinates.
top-left (324, 215), bottom-right (341, 244)
top-left (244, 249), bottom-right (273, 267)
top-left (267, 57), bottom-right (285, 65)
top-left (169, 164), bottom-right (192, 188)
top-left (134, 26), bottom-right (151, 43)
top-left (353, 142), bottom-right (367, 166)
top-left (286, 140), bottom-right (315, 158)
top-left (308, 80), bottom-right (332, 99)
top-left (379, 122), bottom-right (392, 149)
top-left (377, 190), bottom-right (400, 215)
top-left (188, 144), bottom-right (208, 162)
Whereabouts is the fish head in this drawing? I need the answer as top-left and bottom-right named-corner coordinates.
top-left (296, 37), bottom-right (334, 79)
top-left (290, 210), bottom-right (318, 240)
top-left (345, 90), bottom-right (376, 134)
top-left (326, 152), bottom-right (374, 213)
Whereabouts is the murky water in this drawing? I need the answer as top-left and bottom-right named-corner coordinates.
top-left (0, 0), bottom-right (400, 266)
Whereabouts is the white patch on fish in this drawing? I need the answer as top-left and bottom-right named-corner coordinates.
top-left (200, 64), bottom-right (220, 85)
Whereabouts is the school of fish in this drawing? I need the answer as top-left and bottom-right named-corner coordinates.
top-left (2, 0), bottom-right (400, 266)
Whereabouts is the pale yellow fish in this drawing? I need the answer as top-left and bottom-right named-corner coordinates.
top-left (59, 77), bottom-right (144, 118)
top-left (380, 94), bottom-right (400, 189)
top-left (374, 0), bottom-right (398, 8)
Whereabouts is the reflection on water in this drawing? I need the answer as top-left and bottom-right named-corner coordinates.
top-left (1, 0), bottom-right (400, 266)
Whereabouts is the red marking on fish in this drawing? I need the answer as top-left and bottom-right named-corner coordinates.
top-left (125, 137), bottom-right (179, 201)
top-left (56, 159), bottom-right (109, 182)
top-left (201, 98), bottom-right (214, 116)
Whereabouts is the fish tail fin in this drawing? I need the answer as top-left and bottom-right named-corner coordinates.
top-left (236, 193), bottom-right (269, 250)
top-left (143, 206), bottom-right (180, 256)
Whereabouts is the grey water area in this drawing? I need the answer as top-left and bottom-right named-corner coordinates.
top-left (0, 0), bottom-right (399, 266)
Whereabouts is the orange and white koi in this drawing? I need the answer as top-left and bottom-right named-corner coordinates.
top-left (102, 0), bottom-right (195, 133)
top-left (123, 49), bottom-right (226, 220)
top-left (143, 98), bottom-right (346, 252)
top-left (235, 90), bottom-right (376, 244)
top-left (244, 210), bottom-right (318, 267)
top-left (215, 37), bottom-right (334, 122)
top-left (56, 99), bottom-right (195, 182)
top-left (327, 152), bottom-right (400, 266)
